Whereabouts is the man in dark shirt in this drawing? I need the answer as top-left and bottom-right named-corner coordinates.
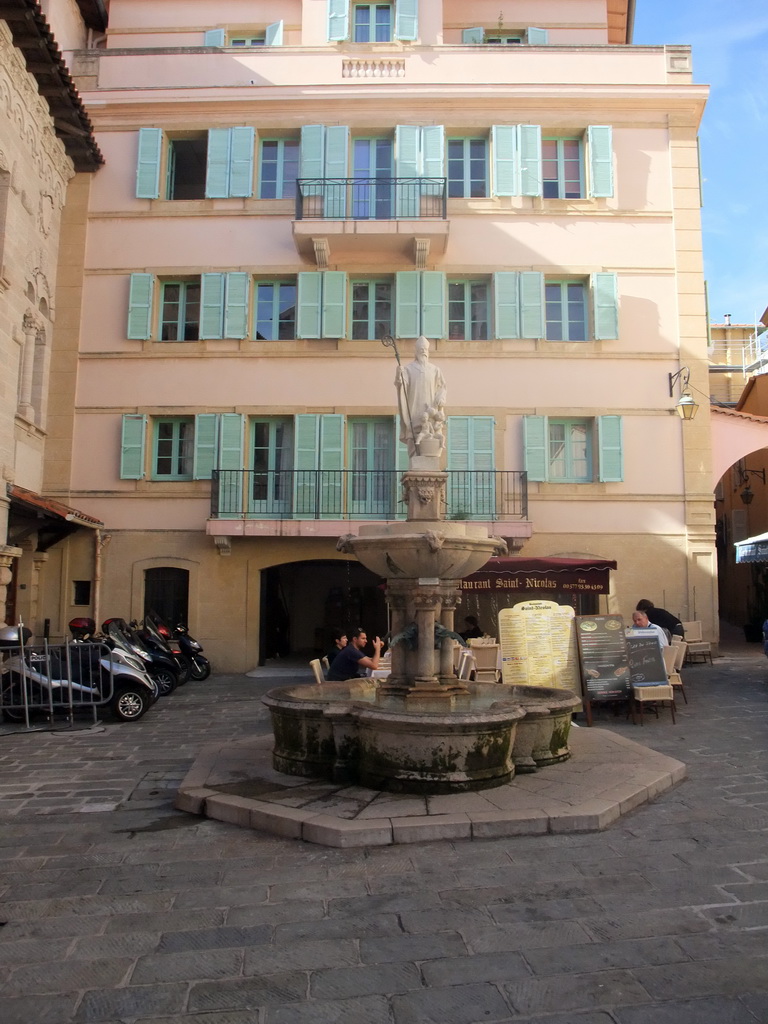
top-left (636, 599), bottom-right (684, 638)
top-left (324, 630), bottom-right (348, 673)
top-left (327, 628), bottom-right (383, 681)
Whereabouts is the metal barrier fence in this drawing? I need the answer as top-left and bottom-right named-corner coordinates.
top-left (0, 640), bottom-right (114, 728)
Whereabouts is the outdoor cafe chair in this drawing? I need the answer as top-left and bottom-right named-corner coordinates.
top-left (681, 621), bottom-right (712, 664)
top-left (309, 658), bottom-right (325, 685)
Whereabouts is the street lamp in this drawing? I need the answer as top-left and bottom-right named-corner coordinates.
top-left (668, 367), bottom-right (699, 420)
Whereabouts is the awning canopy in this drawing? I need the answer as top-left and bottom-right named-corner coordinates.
top-left (735, 532), bottom-right (768, 564)
top-left (462, 556), bottom-right (617, 595)
top-left (7, 484), bottom-right (102, 552)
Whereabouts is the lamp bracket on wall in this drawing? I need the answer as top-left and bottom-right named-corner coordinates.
top-left (736, 466), bottom-right (766, 506)
top-left (668, 366), bottom-right (699, 420)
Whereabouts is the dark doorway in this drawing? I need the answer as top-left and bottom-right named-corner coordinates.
top-left (144, 567), bottom-right (189, 625)
top-left (4, 558), bottom-right (18, 627)
top-left (259, 559), bottom-right (387, 664)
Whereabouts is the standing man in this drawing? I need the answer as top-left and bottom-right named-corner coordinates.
top-left (636, 599), bottom-right (684, 638)
top-left (327, 628), bottom-right (383, 681)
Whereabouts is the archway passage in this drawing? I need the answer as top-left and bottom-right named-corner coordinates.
top-left (259, 559), bottom-right (387, 663)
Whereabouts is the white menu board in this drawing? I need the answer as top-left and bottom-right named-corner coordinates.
top-left (498, 601), bottom-right (581, 692)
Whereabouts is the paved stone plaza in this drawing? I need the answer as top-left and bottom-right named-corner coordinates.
top-left (1, 633), bottom-right (767, 1023)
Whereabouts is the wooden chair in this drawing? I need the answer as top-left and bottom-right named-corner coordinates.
top-left (472, 643), bottom-right (500, 683)
top-left (309, 658), bottom-right (325, 685)
top-left (681, 621), bottom-right (712, 664)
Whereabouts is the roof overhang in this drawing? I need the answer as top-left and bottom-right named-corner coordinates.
top-left (75, 0), bottom-right (107, 32)
top-left (462, 557), bottom-right (617, 595)
top-left (7, 484), bottom-right (103, 553)
top-left (735, 532), bottom-right (768, 564)
top-left (2, 0), bottom-right (103, 171)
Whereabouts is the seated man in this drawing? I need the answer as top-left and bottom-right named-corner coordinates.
top-left (327, 628), bottom-right (383, 681)
top-left (635, 599), bottom-right (684, 638)
top-left (627, 609), bottom-right (669, 648)
top-left (324, 629), bottom-right (347, 674)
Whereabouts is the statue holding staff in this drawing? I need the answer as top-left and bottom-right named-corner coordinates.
top-left (395, 336), bottom-right (447, 457)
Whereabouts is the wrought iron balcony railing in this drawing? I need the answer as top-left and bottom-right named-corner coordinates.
top-left (211, 470), bottom-right (527, 521)
top-left (295, 177), bottom-right (447, 221)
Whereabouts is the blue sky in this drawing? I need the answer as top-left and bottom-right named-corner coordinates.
top-left (633, 0), bottom-right (768, 326)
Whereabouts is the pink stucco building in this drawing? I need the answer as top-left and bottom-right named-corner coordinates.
top-left (22, 0), bottom-right (718, 670)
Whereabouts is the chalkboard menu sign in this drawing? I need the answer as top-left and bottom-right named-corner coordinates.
top-left (626, 634), bottom-right (668, 686)
top-left (575, 614), bottom-right (631, 702)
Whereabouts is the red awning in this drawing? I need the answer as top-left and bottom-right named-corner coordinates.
top-left (462, 557), bottom-right (617, 595)
top-left (8, 485), bottom-right (102, 527)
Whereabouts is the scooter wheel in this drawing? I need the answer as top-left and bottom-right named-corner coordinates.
top-left (189, 657), bottom-right (211, 681)
top-left (153, 669), bottom-right (178, 697)
top-left (111, 685), bottom-right (150, 721)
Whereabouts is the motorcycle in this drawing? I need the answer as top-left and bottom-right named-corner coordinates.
top-left (0, 623), bottom-right (155, 723)
top-left (140, 612), bottom-right (193, 684)
top-left (101, 617), bottom-right (180, 696)
top-left (151, 616), bottom-right (211, 681)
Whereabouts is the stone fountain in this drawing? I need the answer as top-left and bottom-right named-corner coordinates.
top-left (263, 337), bottom-right (580, 793)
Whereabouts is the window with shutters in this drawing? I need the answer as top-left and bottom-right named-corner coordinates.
top-left (166, 135), bottom-right (208, 200)
top-left (524, 415), bottom-right (623, 483)
top-left (448, 280), bottom-right (489, 340)
top-left (548, 420), bottom-right (591, 482)
top-left (230, 35), bottom-right (266, 46)
top-left (259, 139), bottom-right (299, 199)
top-left (161, 280), bottom-right (201, 341)
top-left (255, 281), bottom-right (297, 340)
top-left (153, 418), bottom-right (195, 480)
top-left (545, 281), bottom-right (587, 342)
top-left (461, 27), bottom-right (547, 45)
top-left (354, 4), bottom-right (392, 41)
top-left (542, 138), bottom-right (583, 199)
top-left (250, 418), bottom-right (293, 515)
top-left (447, 138), bottom-right (488, 198)
top-left (351, 280), bottom-right (393, 339)
top-left (485, 34), bottom-right (524, 44)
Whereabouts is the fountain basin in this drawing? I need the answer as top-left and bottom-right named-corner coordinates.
top-left (347, 521), bottom-right (503, 580)
top-left (506, 685), bottom-right (582, 772)
top-left (263, 681), bottom-right (580, 795)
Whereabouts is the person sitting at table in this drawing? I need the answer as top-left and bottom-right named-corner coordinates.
top-left (635, 599), bottom-right (684, 639)
top-left (627, 609), bottom-right (669, 648)
top-left (324, 629), bottom-right (348, 674)
top-left (327, 628), bottom-right (383, 681)
top-left (459, 615), bottom-right (483, 641)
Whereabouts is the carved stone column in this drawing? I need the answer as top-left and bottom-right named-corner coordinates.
top-left (439, 582), bottom-right (462, 681)
top-left (30, 552), bottom-right (49, 636)
top-left (385, 583), bottom-right (410, 688)
top-left (401, 471), bottom-right (447, 523)
top-left (18, 314), bottom-right (38, 420)
top-left (0, 545), bottom-right (22, 624)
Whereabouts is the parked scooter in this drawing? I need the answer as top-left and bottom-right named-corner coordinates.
top-left (151, 616), bottom-right (211, 681)
top-left (69, 618), bottom-right (160, 703)
top-left (138, 613), bottom-right (190, 685)
top-left (0, 623), bottom-right (155, 723)
top-left (101, 618), bottom-right (180, 696)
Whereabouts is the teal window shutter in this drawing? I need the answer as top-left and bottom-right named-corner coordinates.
top-left (587, 125), bottom-right (614, 198)
top-left (319, 413), bottom-right (345, 517)
top-left (447, 417), bottom-right (471, 472)
top-left (297, 272), bottom-right (323, 338)
top-left (324, 125), bottom-right (350, 218)
top-left (204, 29), bottom-right (226, 46)
top-left (519, 125), bottom-right (542, 196)
top-left (216, 412), bottom-right (244, 516)
top-left (598, 415), bottom-right (623, 482)
top-left (462, 27), bottom-right (485, 44)
top-left (527, 27), bottom-right (549, 44)
top-left (493, 272), bottom-right (520, 339)
top-left (328, 0), bottom-right (349, 41)
top-left (395, 125), bottom-right (420, 217)
top-left (421, 125), bottom-right (445, 179)
top-left (321, 271), bottom-right (347, 338)
top-left (421, 271), bottom-right (446, 339)
top-left (127, 273), bottom-right (154, 340)
top-left (136, 127), bottom-right (162, 199)
top-left (395, 0), bottom-right (418, 41)
top-left (491, 125), bottom-right (519, 197)
top-left (519, 271), bottom-right (545, 339)
top-left (396, 416), bottom-right (409, 474)
top-left (224, 273), bottom-right (250, 339)
top-left (591, 272), bottom-right (618, 340)
top-left (228, 127), bottom-right (255, 197)
top-left (200, 273), bottom-right (225, 339)
top-left (265, 20), bottom-right (284, 45)
top-left (395, 271), bottom-right (420, 338)
top-left (193, 413), bottom-right (218, 479)
top-left (447, 416), bottom-right (495, 516)
top-left (120, 414), bottom-right (147, 479)
top-left (206, 128), bottom-right (231, 198)
top-left (523, 415), bottom-right (548, 482)
top-left (294, 413), bottom-right (320, 515)
top-left (300, 125), bottom-right (325, 182)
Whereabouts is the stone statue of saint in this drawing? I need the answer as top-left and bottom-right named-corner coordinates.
top-left (395, 336), bottom-right (447, 457)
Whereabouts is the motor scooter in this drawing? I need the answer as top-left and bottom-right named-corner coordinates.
top-left (139, 613), bottom-right (190, 684)
top-left (1, 623), bottom-right (155, 723)
top-left (69, 618), bottom-right (160, 703)
top-left (101, 618), bottom-right (180, 696)
top-left (150, 615), bottom-right (211, 681)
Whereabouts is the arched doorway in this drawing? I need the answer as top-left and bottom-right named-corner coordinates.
top-left (144, 566), bottom-right (190, 625)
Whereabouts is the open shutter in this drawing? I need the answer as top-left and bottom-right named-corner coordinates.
top-left (470, 416), bottom-right (495, 515)
top-left (462, 27), bottom-right (485, 44)
top-left (319, 414), bottom-right (344, 517)
top-left (127, 273), bottom-right (154, 340)
top-left (193, 413), bottom-right (218, 479)
top-left (136, 127), bottom-right (162, 199)
top-left (421, 125), bottom-right (445, 188)
top-left (217, 413), bottom-right (244, 514)
top-left (328, 0), bottom-right (349, 41)
top-left (224, 273), bottom-right (250, 339)
top-left (203, 29), bottom-right (226, 46)
top-left (447, 417), bottom-right (471, 472)
top-left (491, 125), bottom-right (519, 197)
top-left (527, 27), bottom-right (549, 44)
top-left (421, 271), bottom-right (446, 339)
top-left (200, 273), bottom-right (225, 339)
top-left (395, 271), bottom-right (420, 338)
top-left (523, 415), bottom-right (548, 482)
top-left (587, 125), bottom-right (614, 198)
top-left (300, 124), bottom-right (325, 181)
top-left (228, 127), bottom-right (255, 197)
top-left (591, 272), bottom-right (619, 340)
top-left (396, 416), bottom-right (410, 476)
top-left (205, 128), bottom-right (231, 198)
top-left (519, 271), bottom-right (545, 339)
top-left (597, 415), bottom-right (623, 482)
top-left (493, 272), bottom-right (520, 339)
top-left (519, 125), bottom-right (542, 196)
top-left (395, 125), bottom-right (420, 217)
top-left (448, 416), bottom-right (494, 518)
top-left (324, 125), bottom-right (349, 218)
top-left (265, 20), bottom-right (284, 45)
top-left (120, 414), bottom-right (147, 480)
top-left (294, 414), bottom-right (319, 515)
top-left (297, 272), bottom-right (323, 339)
top-left (321, 272), bottom-right (347, 338)
top-left (395, 0), bottom-right (418, 41)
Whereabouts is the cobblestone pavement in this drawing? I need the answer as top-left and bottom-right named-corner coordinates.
top-left (1, 638), bottom-right (767, 1023)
